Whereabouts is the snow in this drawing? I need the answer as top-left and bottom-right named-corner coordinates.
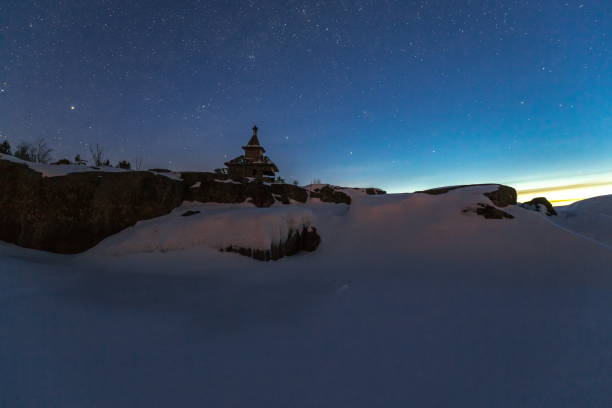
top-left (552, 194), bottom-right (612, 248)
top-left (189, 181), bottom-right (201, 188)
top-left (213, 178), bottom-right (242, 184)
top-left (3, 185), bottom-right (612, 407)
top-left (0, 153), bottom-right (183, 180)
top-left (92, 204), bottom-right (315, 256)
top-left (305, 183), bottom-right (384, 198)
top-left (0, 153), bottom-right (129, 177)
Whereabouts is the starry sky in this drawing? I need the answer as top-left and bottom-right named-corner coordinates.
top-left (2, 0), bottom-right (611, 203)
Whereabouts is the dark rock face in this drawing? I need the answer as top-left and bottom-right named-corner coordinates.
top-left (183, 172), bottom-right (309, 207)
top-left (521, 197), bottom-right (557, 216)
top-left (223, 226), bottom-right (321, 261)
top-left (270, 183), bottom-right (308, 204)
top-left (476, 203), bottom-right (514, 219)
top-left (463, 203), bottom-right (514, 219)
top-left (310, 185), bottom-right (352, 205)
top-left (182, 172), bottom-right (275, 208)
top-left (0, 159), bottom-right (183, 253)
top-left (181, 210), bottom-right (201, 217)
top-left (483, 185), bottom-right (517, 207)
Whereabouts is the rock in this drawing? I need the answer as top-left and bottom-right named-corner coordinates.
top-left (365, 188), bottom-right (386, 195)
top-left (418, 184), bottom-right (517, 207)
top-left (52, 159), bottom-right (71, 165)
top-left (148, 168), bottom-right (172, 173)
top-left (310, 185), bottom-right (351, 205)
top-left (417, 185), bottom-right (465, 195)
top-left (463, 203), bottom-right (514, 219)
top-left (0, 159), bottom-right (323, 254)
top-left (270, 183), bottom-right (308, 204)
top-left (483, 185), bottom-right (517, 207)
top-left (224, 226), bottom-right (321, 261)
top-left (521, 197), bottom-right (557, 216)
top-left (0, 159), bottom-right (183, 253)
top-left (181, 210), bottom-right (200, 217)
top-left (182, 172), bottom-right (276, 208)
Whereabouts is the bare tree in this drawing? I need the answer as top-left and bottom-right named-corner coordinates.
top-left (33, 138), bottom-right (53, 163)
top-left (133, 157), bottom-right (143, 170)
top-left (14, 139), bottom-right (53, 163)
top-left (14, 142), bottom-right (34, 161)
top-left (89, 144), bottom-right (105, 166)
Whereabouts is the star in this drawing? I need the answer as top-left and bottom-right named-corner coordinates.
top-left (69, 105), bottom-right (76, 110)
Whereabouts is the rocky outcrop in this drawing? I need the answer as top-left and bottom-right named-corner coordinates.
top-left (419, 184), bottom-right (517, 206)
top-left (0, 159), bottom-right (184, 253)
top-left (521, 197), bottom-right (557, 216)
top-left (183, 172), bottom-right (275, 208)
top-left (483, 185), bottom-right (517, 207)
top-left (182, 172), bottom-right (310, 207)
top-left (222, 226), bottom-right (321, 261)
top-left (309, 185), bottom-right (352, 205)
top-left (0, 159), bottom-right (327, 254)
top-left (271, 183), bottom-right (308, 204)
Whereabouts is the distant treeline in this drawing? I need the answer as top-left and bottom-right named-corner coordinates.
top-left (0, 138), bottom-right (141, 170)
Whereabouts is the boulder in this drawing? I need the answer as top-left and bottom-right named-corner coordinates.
top-left (521, 197), bottom-right (557, 216)
top-left (483, 185), bottom-right (517, 207)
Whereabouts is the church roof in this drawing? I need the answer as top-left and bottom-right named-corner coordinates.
top-left (245, 133), bottom-right (261, 147)
top-left (243, 125), bottom-right (263, 149)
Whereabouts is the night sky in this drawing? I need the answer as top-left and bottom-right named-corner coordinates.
top-left (2, 1), bottom-right (611, 203)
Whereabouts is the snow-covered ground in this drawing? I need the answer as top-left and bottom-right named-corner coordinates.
top-left (552, 194), bottom-right (612, 248)
top-left (2, 186), bottom-right (612, 407)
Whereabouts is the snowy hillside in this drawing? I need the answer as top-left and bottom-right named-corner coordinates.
top-left (2, 185), bottom-right (612, 407)
top-left (552, 194), bottom-right (612, 248)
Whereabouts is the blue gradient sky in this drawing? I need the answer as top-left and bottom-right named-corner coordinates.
top-left (2, 1), bottom-right (611, 202)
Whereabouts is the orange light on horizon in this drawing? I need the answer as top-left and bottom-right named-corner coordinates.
top-left (517, 180), bottom-right (612, 207)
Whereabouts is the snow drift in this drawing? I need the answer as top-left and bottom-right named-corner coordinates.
top-left (92, 204), bottom-right (320, 260)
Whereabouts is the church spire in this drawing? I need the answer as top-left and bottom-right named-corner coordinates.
top-left (246, 124), bottom-right (262, 147)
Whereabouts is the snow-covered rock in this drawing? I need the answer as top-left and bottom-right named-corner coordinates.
top-left (92, 204), bottom-right (320, 260)
top-left (520, 197), bottom-right (557, 216)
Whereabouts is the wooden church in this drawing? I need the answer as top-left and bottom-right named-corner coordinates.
top-left (224, 126), bottom-right (279, 180)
